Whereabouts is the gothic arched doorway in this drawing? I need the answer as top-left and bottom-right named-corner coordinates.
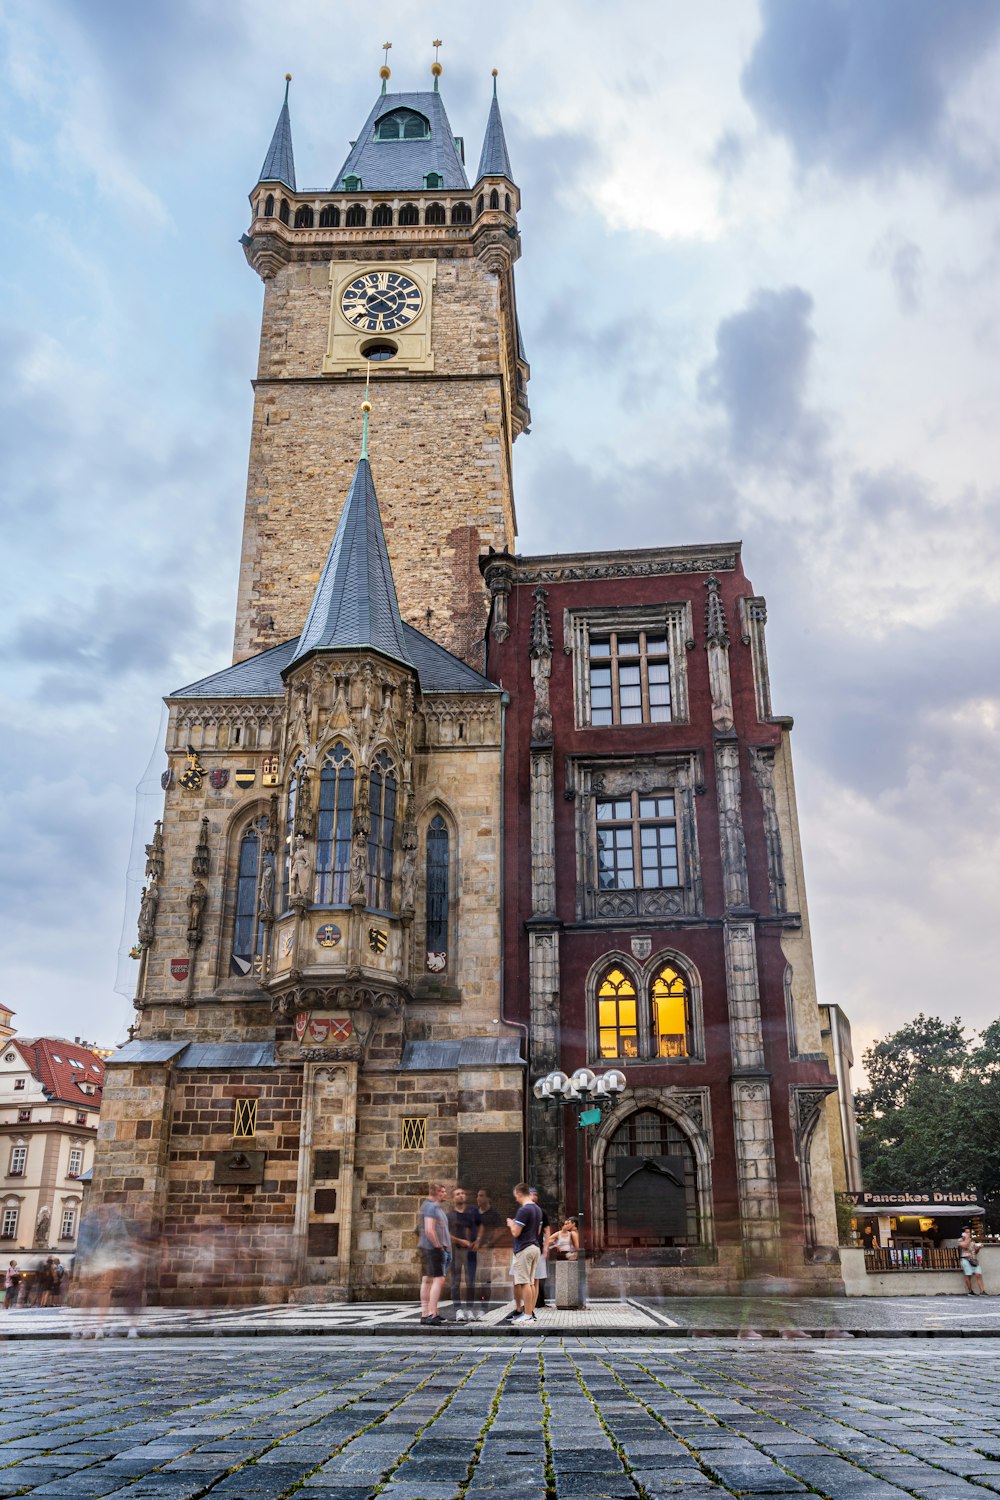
top-left (603, 1109), bottom-right (699, 1247)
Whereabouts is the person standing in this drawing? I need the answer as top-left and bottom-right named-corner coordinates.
top-left (959, 1225), bottom-right (987, 1296)
top-left (475, 1189), bottom-right (505, 1316)
top-left (529, 1187), bottom-right (550, 1309)
top-left (3, 1260), bottom-right (20, 1311)
top-left (417, 1183), bottom-right (451, 1326)
top-left (506, 1183), bottom-right (543, 1327)
top-left (448, 1188), bottom-right (483, 1321)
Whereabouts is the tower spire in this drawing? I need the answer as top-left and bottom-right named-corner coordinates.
top-left (476, 70), bottom-right (513, 181)
top-left (258, 74), bottom-right (296, 190)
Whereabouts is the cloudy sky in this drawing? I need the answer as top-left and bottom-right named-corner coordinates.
top-left (2, 0), bottom-right (999, 1073)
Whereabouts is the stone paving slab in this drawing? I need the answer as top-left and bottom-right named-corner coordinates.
top-left (5, 1335), bottom-right (1000, 1498)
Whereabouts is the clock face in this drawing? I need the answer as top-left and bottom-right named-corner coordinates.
top-left (341, 271), bottom-right (423, 333)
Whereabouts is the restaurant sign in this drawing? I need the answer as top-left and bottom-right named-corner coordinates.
top-left (843, 1190), bottom-right (980, 1210)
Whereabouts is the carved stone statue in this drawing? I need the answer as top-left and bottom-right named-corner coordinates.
top-left (258, 859), bottom-right (275, 918)
top-left (187, 880), bottom-right (207, 945)
top-left (137, 882), bottom-right (159, 946)
top-left (289, 835), bottom-right (311, 900)
top-left (349, 832), bottom-right (368, 905)
top-left (144, 821), bottom-right (164, 883)
top-left (192, 816), bottom-right (210, 878)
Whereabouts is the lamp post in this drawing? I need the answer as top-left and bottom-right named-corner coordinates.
top-left (532, 1066), bottom-right (626, 1308)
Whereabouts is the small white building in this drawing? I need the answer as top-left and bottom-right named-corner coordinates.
top-left (0, 1005), bottom-right (106, 1266)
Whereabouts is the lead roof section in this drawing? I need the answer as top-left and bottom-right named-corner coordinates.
top-left (332, 90), bottom-right (469, 191)
top-left (399, 1037), bottom-right (526, 1071)
top-left (288, 455), bottom-right (414, 673)
top-left (170, 626), bottom-right (496, 699)
top-left (476, 90), bottom-right (513, 181)
top-left (259, 92), bottom-right (296, 191)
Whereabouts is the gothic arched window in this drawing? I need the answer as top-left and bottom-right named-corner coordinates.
top-left (345, 203), bottom-right (367, 227)
top-left (476, 193), bottom-right (484, 216)
top-left (367, 750), bottom-right (397, 909)
top-left (232, 814), bottom-right (273, 977)
top-left (372, 203), bottom-right (393, 227)
top-left (424, 202), bottom-right (446, 225)
top-left (278, 198), bottom-right (290, 224)
top-left (425, 815), bottom-right (449, 962)
top-left (294, 204), bottom-right (314, 228)
top-left (319, 203), bottom-right (340, 227)
top-left (314, 744), bottom-right (355, 905)
top-left (651, 962), bottom-right (692, 1059)
top-left (399, 202), bottom-right (419, 226)
top-left (451, 202), bottom-right (472, 224)
top-left (264, 193), bottom-right (274, 217)
top-left (596, 966), bottom-right (638, 1059)
top-left (489, 188), bottom-right (500, 210)
top-left (604, 1110), bottom-right (699, 1246)
top-left (504, 193), bottom-right (511, 214)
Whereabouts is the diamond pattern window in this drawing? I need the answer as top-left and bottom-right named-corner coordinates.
top-left (315, 744), bottom-right (355, 905)
top-left (589, 632), bottom-right (671, 726)
top-left (597, 794), bottom-right (679, 892)
top-left (400, 1117), bottom-right (426, 1151)
top-left (597, 967), bottom-right (639, 1059)
top-left (233, 1099), bottom-right (258, 1138)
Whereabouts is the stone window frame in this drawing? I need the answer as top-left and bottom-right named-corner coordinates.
top-left (596, 790), bottom-right (680, 894)
top-left (564, 602), bottom-right (692, 730)
top-left (585, 948), bottom-right (706, 1066)
top-left (66, 1147), bottom-right (84, 1178)
top-left (567, 752), bottom-right (704, 922)
top-left (0, 1204), bottom-right (18, 1239)
top-left (59, 1206), bottom-right (77, 1240)
top-left (219, 799), bottom-right (273, 986)
top-left (420, 801), bottom-right (459, 979)
top-left (8, 1144), bottom-right (27, 1177)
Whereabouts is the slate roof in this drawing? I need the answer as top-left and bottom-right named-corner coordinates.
top-left (333, 90), bottom-right (469, 191)
top-left (13, 1038), bottom-right (105, 1108)
top-left (110, 1041), bottom-right (277, 1069)
top-left (259, 88), bottom-right (296, 190)
top-left (476, 90), bottom-right (513, 181)
top-left (399, 1037), bottom-right (525, 1071)
top-left (289, 456), bottom-right (413, 671)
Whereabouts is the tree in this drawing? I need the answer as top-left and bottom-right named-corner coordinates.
top-left (855, 1013), bottom-right (1000, 1209)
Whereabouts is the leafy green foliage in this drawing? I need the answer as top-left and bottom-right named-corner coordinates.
top-left (855, 1014), bottom-right (1000, 1212)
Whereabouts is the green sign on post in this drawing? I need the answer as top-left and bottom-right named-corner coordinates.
top-left (579, 1107), bottom-right (601, 1126)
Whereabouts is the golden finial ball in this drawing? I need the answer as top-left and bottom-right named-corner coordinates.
top-left (492, 68), bottom-right (499, 77)
top-left (361, 400), bottom-right (372, 414)
top-left (285, 72), bottom-right (292, 81)
top-left (431, 62), bottom-right (443, 76)
top-left (379, 65), bottom-right (391, 79)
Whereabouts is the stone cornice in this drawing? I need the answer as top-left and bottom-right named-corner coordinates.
top-left (510, 543), bottom-right (741, 585)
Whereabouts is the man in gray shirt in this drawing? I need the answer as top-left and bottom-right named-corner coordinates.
top-left (418, 1182), bottom-right (451, 1325)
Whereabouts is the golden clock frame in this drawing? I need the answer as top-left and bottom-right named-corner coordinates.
top-left (322, 259), bottom-right (436, 375)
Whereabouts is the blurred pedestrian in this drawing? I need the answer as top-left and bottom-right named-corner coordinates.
top-left (417, 1183), bottom-right (451, 1326)
top-left (959, 1226), bottom-right (986, 1296)
top-left (448, 1188), bottom-right (483, 1321)
top-left (3, 1260), bottom-right (20, 1310)
top-left (529, 1187), bottom-right (550, 1308)
top-left (475, 1189), bottom-right (505, 1316)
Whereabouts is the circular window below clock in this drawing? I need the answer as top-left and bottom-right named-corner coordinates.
top-left (361, 341), bottom-right (398, 361)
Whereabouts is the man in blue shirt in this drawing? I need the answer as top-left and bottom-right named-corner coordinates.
top-left (506, 1182), bottom-right (543, 1326)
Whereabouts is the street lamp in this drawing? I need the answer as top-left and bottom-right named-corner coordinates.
top-left (533, 1065), bottom-right (626, 1307)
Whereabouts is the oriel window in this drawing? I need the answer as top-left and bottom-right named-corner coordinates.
top-left (597, 794), bottom-right (679, 891)
top-left (315, 744), bottom-right (355, 905)
top-left (368, 751), bottom-right (397, 910)
top-left (425, 815), bottom-right (449, 959)
top-left (597, 967), bottom-right (639, 1059)
top-left (589, 632), bottom-right (671, 726)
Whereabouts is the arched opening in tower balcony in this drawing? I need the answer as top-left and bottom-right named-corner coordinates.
top-left (425, 202), bottom-right (446, 226)
top-left (346, 204), bottom-right (367, 227)
top-left (375, 108), bottom-right (430, 141)
top-left (476, 193), bottom-right (484, 216)
top-left (278, 198), bottom-right (290, 224)
top-left (294, 205), bottom-right (314, 228)
top-left (504, 193), bottom-right (511, 214)
top-left (264, 193), bottom-right (274, 217)
top-left (319, 204), bottom-right (340, 227)
top-left (489, 188), bottom-right (500, 210)
top-left (399, 203), bottom-right (419, 226)
top-left (372, 203), bottom-right (393, 227)
top-left (451, 202), bottom-right (472, 224)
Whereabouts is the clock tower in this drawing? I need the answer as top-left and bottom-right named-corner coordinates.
top-left (235, 67), bottom-right (529, 669)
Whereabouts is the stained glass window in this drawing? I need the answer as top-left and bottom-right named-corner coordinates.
top-left (314, 745), bottom-right (354, 905)
top-left (597, 967), bottom-right (639, 1059)
top-left (426, 815), bottom-right (449, 957)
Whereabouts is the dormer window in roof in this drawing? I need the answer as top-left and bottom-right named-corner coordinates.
top-left (424, 172), bottom-right (443, 190)
top-left (343, 174), bottom-right (362, 192)
top-left (375, 108), bottom-right (430, 141)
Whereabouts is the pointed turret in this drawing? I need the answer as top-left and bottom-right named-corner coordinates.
top-left (476, 72), bottom-right (513, 182)
top-left (287, 422), bottom-right (413, 672)
top-left (259, 75), bottom-right (296, 190)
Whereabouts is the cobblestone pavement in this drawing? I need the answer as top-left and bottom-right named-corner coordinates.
top-left (4, 1336), bottom-right (1000, 1499)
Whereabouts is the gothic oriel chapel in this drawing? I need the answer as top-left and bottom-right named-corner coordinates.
top-left (85, 59), bottom-right (849, 1301)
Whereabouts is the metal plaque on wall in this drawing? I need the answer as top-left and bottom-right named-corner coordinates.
top-left (213, 1150), bottom-right (266, 1185)
top-left (314, 1150), bottom-right (341, 1180)
top-left (614, 1154), bottom-right (689, 1238)
top-left (457, 1131), bottom-right (522, 1221)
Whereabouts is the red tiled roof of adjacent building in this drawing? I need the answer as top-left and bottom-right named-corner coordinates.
top-left (12, 1037), bottom-right (105, 1107)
